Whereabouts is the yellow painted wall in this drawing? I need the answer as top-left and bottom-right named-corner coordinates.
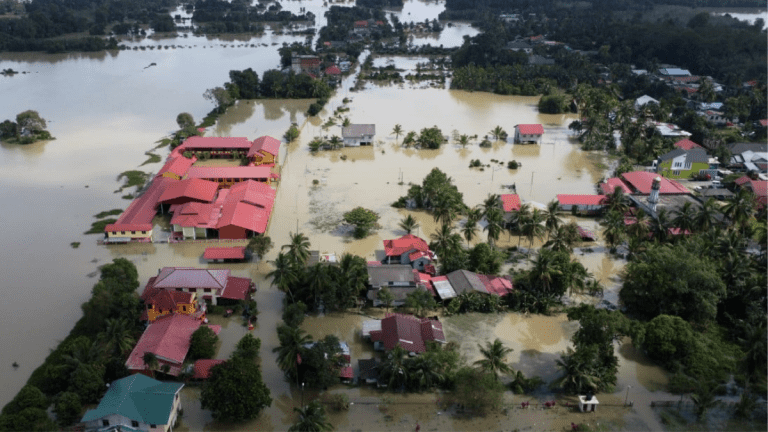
top-left (107, 229), bottom-right (152, 239)
top-left (251, 151), bottom-right (276, 166)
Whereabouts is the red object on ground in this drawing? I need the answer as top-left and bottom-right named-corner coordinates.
top-left (203, 246), bottom-right (247, 261)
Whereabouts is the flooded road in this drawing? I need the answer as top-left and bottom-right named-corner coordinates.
top-left (0, 4), bottom-right (695, 431)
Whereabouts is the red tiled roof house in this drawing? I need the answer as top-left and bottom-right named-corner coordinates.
top-left (381, 234), bottom-right (435, 271)
top-left (514, 124), bottom-right (544, 144)
top-left (556, 194), bottom-right (607, 215)
top-left (146, 267), bottom-right (254, 306)
top-left (367, 313), bottom-right (446, 354)
top-left (247, 135), bottom-right (281, 166)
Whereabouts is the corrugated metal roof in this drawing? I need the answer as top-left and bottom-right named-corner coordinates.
top-left (557, 194), bottom-right (607, 206)
top-left (515, 124), bottom-right (544, 135)
top-left (432, 277), bottom-right (456, 300)
top-left (342, 124), bottom-right (376, 138)
top-left (80, 374), bottom-right (183, 425)
top-left (500, 194), bottom-right (521, 212)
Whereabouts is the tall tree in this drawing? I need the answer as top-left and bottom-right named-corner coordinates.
top-left (484, 207), bottom-right (504, 247)
top-left (274, 324), bottom-right (312, 380)
top-left (289, 401), bottom-right (333, 432)
top-left (94, 317), bottom-right (135, 360)
top-left (283, 232), bottom-right (311, 266)
top-left (473, 339), bottom-right (513, 381)
top-left (430, 223), bottom-right (462, 259)
top-left (398, 214), bottom-right (419, 235)
top-left (380, 345), bottom-right (409, 390)
top-left (391, 124), bottom-right (403, 142)
top-left (201, 357), bottom-right (272, 421)
top-left (267, 252), bottom-right (300, 301)
top-left (544, 199), bottom-right (563, 242)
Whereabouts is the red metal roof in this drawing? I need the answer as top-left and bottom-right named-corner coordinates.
top-left (248, 136), bottom-right (281, 158)
top-left (476, 275), bottom-right (514, 296)
top-left (734, 175), bottom-right (752, 186)
top-left (126, 314), bottom-right (221, 375)
top-left (216, 180), bottom-right (276, 234)
top-left (500, 194), bottom-right (521, 212)
top-left (600, 178), bottom-right (632, 195)
top-left (220, 276), bottom-right (253, 301)
top-left (408, 250), bottom-right (431, 261)
top-left (177, 136), bottom-right (253, 151)
top-left (354, 20), bottom-right (369, 28)
top-left (620, 171), bottom-right (689, 195)
top-left (325, 66), bottom-right (341, 75)
top-left (576, 226), bottom-right (596, 241)
top-left (157, 155), bottom-right (196, 178)
top-left (145, 289), bottom-right (194, 313)
top-left (383, 234), bottom-right (430, 257)
top-left (368, 313), bottom-right (445, 354)
top-left (204, 247), bottom-right (246, 260)
top-left (154, 267), bottom-right (230, 291)
top-left (186, 166), bottom-right (272, 181)
top-left (339, 366), bottom-right (354, 379)
top-left (105, 177), bottom-right (175, 233)
top-left (748, 180), bottom-right (768, 197)
top-left (516, 124), bottom-right (544, 135)
top-left (193, 359), bottom-right (225, 380)
top-left (673, 139), bottom-right (702, 150)
top-left (158, 178), bottom-right (219, 204)
top-left (170, 201), bottom-right (218, 228)
top-left (759, 119), bottom-right (768, 127)
top-left (557, 194), bottom-right (607, 206)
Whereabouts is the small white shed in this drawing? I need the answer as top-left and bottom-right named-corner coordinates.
top-left (578, 395), bottom-right (599, 413)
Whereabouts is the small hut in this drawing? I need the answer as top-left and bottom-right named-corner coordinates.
top-left (578, 394), bottom-right (599, 413)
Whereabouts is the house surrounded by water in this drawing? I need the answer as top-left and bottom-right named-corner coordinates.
top-left (513, 124), bottom-right (544, 143)
top-left (342, 124), bottom-right (376, 146)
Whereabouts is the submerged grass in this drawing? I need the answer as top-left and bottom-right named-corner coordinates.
top-left (139, 152), bottom-right (161, 166)
top-left (116, 170), bottom-right (148, 192)
top-left (85, 218), bottom-right (117, 234)
top-left (93, 209), bottom-right (123, 219)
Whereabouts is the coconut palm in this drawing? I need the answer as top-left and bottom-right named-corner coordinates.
top-left (306, 263), bottom-right (330, 311)
top-left (380, 345), bottom-right (409, 389)
top-left (484, 207), bottom-right (505, 247)
top-left (430, 223), bottom-right (462, 261)
top-left (398, 214), bottom-right (419, 234)
top-left (461, 216), bottom-right (479, 247)
top-left (489, 125), bottom-right (507, 141)
top-left (289, 400), bottom-right (332, 432)
top-left (604, 186), bottom-right (629, 215)
top-left (95, 317), bottom-right (135, 359)
top-left (544, 200), bottom-right (563, 242)
top-left (328, 135), bottom-right (343, 149)
top-left (282, 232), bottom-right (311, 266)
top-left (544, 221), bottom-right (580, 253)
top-left (529, 251), bottom-right (559, 296)
top-left (407, 355), bottom-right (443, 391)
top-left (649, 208), bottom-right (671, 243)
top-left (431, 193), bottom-right (459, 225)
top-left (552, 348), bottom-right (602, 394)
top-left (602, 210), bottom-right (625, 252)
top-left (627, 208), bottom-right (650, 241)
top-left (458, 134), bottom-right (470, 147)
top-left (267, 252), bottom-right (300, 301)
top-left (722, 188), bottom-right (755, 232)
top-left (474, 339), bottom-right (514, 381)
top-left (274, 325), bottom-right (312, 379)
top-left (672, 202), bottom-right (697, 234)
top-left (522, 208), bottom-right (546, 252)
top-left (691, 382), bottom-right (720, 421)
top-left (391, 124), bottom-right (403, 142)
top-left (693, 198), bottom-right (720, 233)
top-left (376, 287), bottom-right (395, 313)
top-left (739, 319), bottom-right (767, 379)
top-left (480, 194), bottom-right (502, 218)
top-left (336, 253), bottom-right (369, 309)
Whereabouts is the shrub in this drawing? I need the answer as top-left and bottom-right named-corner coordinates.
top-left (507, 160), bottom-right (519, 169)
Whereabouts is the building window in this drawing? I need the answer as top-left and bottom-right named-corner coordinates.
top-left (121, 231), bottom-right (126, 235)
top-left (673, 170), bottom-right (681, 176)
top-left (150, 425), bottom-right (157, 429)
top-left (132, 421), bottom-right (139, 428)
top-left (684, 163), bottom-right (691, 169)
top-left (182, 306), bottom-right (187, 312)
top-left (141, 231), bottom-right (147, 234)
top-left (102, 420), bottom-right (110, 427)
top-left (204, 288), bottom-right (212, 293)
top-left (674, 162), bottom-right (682, 168)
top-left (176, 288), bottom-right (182, 291)
top-left (131, 231), bottom-right (136, 234)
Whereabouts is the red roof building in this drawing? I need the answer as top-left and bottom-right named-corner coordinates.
top-left (157, 155), bottom-right (196, 180)
top-left (145, 267), bottom-right (253, 305)
top-left (556, 195), bottom-right (607, 206)
top-left (216, 180), bottom-right (276, 238)
top-left (673, 139), bottom-right (703, 150)
top-left (105, 177), bottom-right (175, 238)
top-left (247, 136), bottom-right (281, 159)
top-left (514, 124), bottom-right (544, 143)
top-left (204, 247), bottom-right (247, 262)
top-left (383, 234), bottom-right (430, 257)
top-left (500, 194), bottom-right (521, 212)
top-left (734, 175), bottom-right (752, 186)
top-left (176, 136), bottom-right (253, 153)
top-left (126, 314), bottom-right (221, 376)
top-left (324, 65), bottom-right (341, 75)
top-left (368, 313), bottom-right (446, 354)
top-left (353, 20), bottom-right (369, 28)
top-left (158, 178), bottom-right (219, 206)
top-left (476, 275), bottom-right (514, 296)
top-left (620, 171), bottom-right (690, 195)
top-left (600, 178), bottom-right (632, 195)
top-left (193, 359), bottom-right (225, 380)
top-left (185, 166), bottom-right (273, 185)
top-left (140, 288), bottom-right (199, 322)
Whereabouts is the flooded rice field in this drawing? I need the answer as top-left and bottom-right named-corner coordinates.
top-left (0, 2), bottom-right (709, 430)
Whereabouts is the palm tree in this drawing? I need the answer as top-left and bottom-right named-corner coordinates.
top-left (274, 324), bottom-right (312, 379)
top-left (461, 216), bottom-right (478, 247)
top-left (376, 287), bottom-right (395, 313)
top-left (544, 222), bottom-right (580, 253)
top-left (604, 186), bottom-right (628, 215)
top-left (380, 345), bottom-right (409, 389)
top-left (722, 188), bottom-right (755, 233)
top-left (602, 210), bottom-right (625, 252)
top-left (336, 253), bottom-right (368, 309)
top-left (142, 352), bottom-right (159, 377)
top-left (480, 194), bottom-right (502, 218)
top-left (267, 252), bottom-right (300, 301)
top-left (342, 117), bottom-right (351, 127)
top-left (431, 194), bottom-right (459, 225)
top-left (474, 339), bottom-right (514, 381)
top-left (408, 355), bottom-right (443, 391)
top-left (402, 131), bottom-right (417, 147)
top-left (484, 207), bottom-right (504, 247)
top-left (328, 135), bottom-right (343, 149)
top-left (522, 208), bottom-right (546, 252)
top-left (247, 235), bottom-right (274, 261)
top-left (693, 198), bottom-right (720, 233)
top-left (306, 263), bottom-right (330, 311)
top-left (552, 349), bottom-right (602, 394)
top-left (430, 223), bottom-right (461, 259)
top-left (691, 382), bottom-right (720, 421)
top-left (289, 400), bottom-right (332, 432)
top-left (529, 250), bottom-right (560, 296)
top-left (398, 214), bottom-right (419, 234)
top-left (489, 126), bottom-right (507, 141)
top-left (95, 317), bottom-right (135, 359)
top-left (282, 232), bottom-right (311, 266)
top-left (649, 208), bottom-right (671, 243)
top-left (627, 208), bottom-right (650, 241)
top-left (391, 124), bottom-right (403, 142)
top-left (672, 202), bottom-right (696, 234)
top-left (458, 134), bottom-right (470, 147)
top-left (544, 200), bottom-right (563, 242)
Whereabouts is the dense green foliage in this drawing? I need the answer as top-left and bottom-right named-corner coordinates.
top-left (201, 356), bottom-right (272, 421)
top-left (189, 326), bottom-right (219, 360)
top-left (343, 207), bottom-right (379, 238)
top-left (0, 110), bottom-right (54, 143)
top-left (379, 342), bottom-right (462, 392)
top-left (289, 400), bottom-right (333, 432)
top-left (397, 168), bottom-right (466, 217)
top-left (0, 259), bottom-right (142, 429)
top-left (317, 6), bottom-right (392, 45)
top-left (444, 367), bottom-right (505, 415)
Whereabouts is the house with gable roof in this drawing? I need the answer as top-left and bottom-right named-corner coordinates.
top-left (381, 234), bottom-right (435, 271)
top-left (341, 124), bottom-right (375, 146)
top-left (366, 313), bottom-right (446, 354)
top-left (513, 124), bottom-right (544, 143)
top-left (656, 147), bottom-right (713, 179)
top-left (140, 287), bottom-right (199, 323)
top-left (248, 135), bottom-right (281, 166)
top-left (146, 267), bottom-right (253, 306)
top-left (80, 374), bottom-right (183, 432)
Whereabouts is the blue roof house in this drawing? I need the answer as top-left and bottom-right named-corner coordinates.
top-left (80, 374), bottom-right (184, 432)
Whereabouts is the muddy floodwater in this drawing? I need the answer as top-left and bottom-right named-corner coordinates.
top-left (0, 2), bottom-right (722, 430)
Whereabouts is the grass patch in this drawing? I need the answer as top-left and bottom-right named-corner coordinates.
top-left (70, 242), bottom-right (80, 248)
top-left (94, 209), bottom-right (123, 219)
top-left (154, 138), bottom-right (173, 149)
top-left (85, 218), bottom-right (117, 234)
top-left (594, 162), bottom-right (609, 170)
top-left (116, 170), bottom-right (148, 192)
top-left (121, 194), bottom-right (134, 200)
top-left (139, 152), bottom-right (161, 166)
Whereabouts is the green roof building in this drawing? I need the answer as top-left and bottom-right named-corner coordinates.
top-left (80, 374), bottom-right (184, 432)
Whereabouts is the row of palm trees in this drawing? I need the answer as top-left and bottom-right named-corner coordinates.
top-left (390, 124), bottom-right (508, 145)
